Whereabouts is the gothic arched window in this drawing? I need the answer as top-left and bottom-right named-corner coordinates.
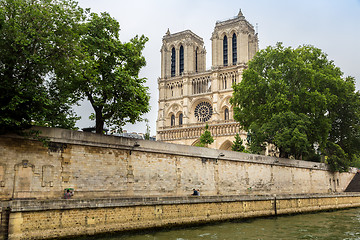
top-left (223, 35), bottom-right (228, 66)
top-left (232, 33), bottom-right (237, 65)
top-left (232, 74), bottom-right (236, 85)
top-left (179, 113), bottom-right (183, 126)
top-left (171, 114), bottom-right (175, 126)
top-left (223, 76), bottom-right (227, 89)
top-left (179, 45), bottom-right (184, 75)
top-left (171, 47), bottom-right (176, 77)
top-left (195, 48), bottom-right (198, 73)
top-left (224, 108), bottom-right (229, 121)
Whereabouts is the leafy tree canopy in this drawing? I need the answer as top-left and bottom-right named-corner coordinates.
top-left (78, 12), bottom-right (150, 134)
top-left (196, 124), bottom-right (214, 147)
top-left (231, 43), bottom-right (360, 171)
top-left (0, 0), bottom-right (85, 134)
top-left (0, 0), bottom-right (150, 135)
top-left (232, 133), bottom-right (247, 153)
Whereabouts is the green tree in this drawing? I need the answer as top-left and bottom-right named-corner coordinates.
top-left (326, 76), bottom-right (360, 170)
top-left (144, 119), bottom-right (150, 140)
top-left (78, 12), bottom-right (150, 134)
top-left (232, 133), bottom-right (247, 152)
top-left (196, 124), bottom-right (214, 147)
top-left (231, 43), bottom-right (360, 171)
top-left (0, 0), bottom-right (85, 134)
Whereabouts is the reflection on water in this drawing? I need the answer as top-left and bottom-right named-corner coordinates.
top-left (79, 208), bottom-right (360, 240)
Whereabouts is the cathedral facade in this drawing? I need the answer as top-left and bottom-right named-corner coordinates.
top-left (156, 10), bottom-right (258, 150)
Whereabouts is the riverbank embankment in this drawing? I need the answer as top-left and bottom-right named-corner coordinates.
top-left (1, 127), bottom-right (359, 239)
top-left (2, 193), bottom-right (360, 239)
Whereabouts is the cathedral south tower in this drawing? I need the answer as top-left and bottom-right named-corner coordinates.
top-left (156, 10), bottom-right (258, 150)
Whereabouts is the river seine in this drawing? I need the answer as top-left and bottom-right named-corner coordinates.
top-left (82, 207), bottom-right (360, 240)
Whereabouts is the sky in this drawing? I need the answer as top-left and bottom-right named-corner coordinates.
top-left (74, 0), bottom-right (360, 136)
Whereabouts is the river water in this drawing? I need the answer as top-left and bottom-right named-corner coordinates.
top-left (81, 208), bottom-right (360, 240)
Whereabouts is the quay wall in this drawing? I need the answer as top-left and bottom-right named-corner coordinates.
top-left (0, 127), bottom-right (356, 200)
top-left (2, 194), bottom-right (360, 239)
top-left (1, 127), bottom-right (360, 239)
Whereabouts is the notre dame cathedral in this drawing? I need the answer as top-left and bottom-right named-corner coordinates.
top-left (156, 10), bottom-right (259, 150)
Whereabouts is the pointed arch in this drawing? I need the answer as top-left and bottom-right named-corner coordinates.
top-left (231, 72), bottom-right (236, 85)
top-left (223, 35), bottom-right (228, 66)
top-left (192, 139), bottom-right (200, 146)
top-left (171, 114), bottom-right (175, 127)
top-left (179, 45), bottom-right (184, 75)
top-left (175, 111), bottom-right (183, 126)
top-left (165, 103), bottom-right (182, 117)
top-left (218, 95), bottom-right (232, 121)
top-left (219, 140), bottom-right (232, 151)
top-left (224, 108), bottom-right (229, 121)
top-left (195, 47), bottom-right (199, 72)
top-left (171, 47), bottom-right (176, 77)
top-left (232, 33), bottom-right (237, 65)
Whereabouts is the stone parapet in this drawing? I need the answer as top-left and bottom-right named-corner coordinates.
top-left (157, 122), bottom-right (243, 141)
top-left (3, 193), bottom-right (360, 212)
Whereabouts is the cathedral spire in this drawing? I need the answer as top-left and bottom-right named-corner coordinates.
top-left (237, 9), bottom-right (243, 17)
top-left (166, 28), bottom-right (170, 35)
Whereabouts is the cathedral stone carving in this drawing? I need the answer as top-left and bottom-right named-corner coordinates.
top-left (157, 10), bottom-right (258, 149)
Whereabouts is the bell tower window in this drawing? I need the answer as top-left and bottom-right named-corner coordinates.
top-left (223, 35), bottom-right (228, 66)
top-left (179, 45), bottom-right (184, 75)
top-left (195, 48), bottom-right (198, 73)
top-left (232, 33), bottom-right (237, 65)
top-left (171, 47), bottom-right (176, 77)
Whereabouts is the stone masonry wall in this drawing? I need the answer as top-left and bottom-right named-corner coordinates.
top-left (0, 126), bottom-right (356, 200)
top-left (5, 194), bottom-right (360, 239)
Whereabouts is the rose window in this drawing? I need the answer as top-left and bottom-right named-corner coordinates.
top-left (194, 102), bottom-right (213, 122)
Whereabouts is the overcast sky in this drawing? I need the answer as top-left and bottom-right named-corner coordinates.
top-left (74, 0), bottom-right (360, 136)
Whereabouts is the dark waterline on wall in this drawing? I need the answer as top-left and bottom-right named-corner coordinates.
top-left (73, 208), bottom-right (360, 240)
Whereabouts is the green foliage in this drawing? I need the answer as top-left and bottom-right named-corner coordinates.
top-left (232, 133), bottom-right (247, 152)
top-left (249, 112), bottom-right (312, 159)
top-left (0, 1), bottom-right (150, 135)
top-left (196, 124), bottom-right (214, 147)
top-left (78, 12), bottom-right (150, 134)
top-left (0, 0), bottom-right (85, 134)
top-left (144, 119), bottom-right (150, 140)
top-left (325, 142), bottom-right (349, 172)
top-left (231, 43), bottom-right (360, 171)
top-left (350, 156), bottom-right (360, 169)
